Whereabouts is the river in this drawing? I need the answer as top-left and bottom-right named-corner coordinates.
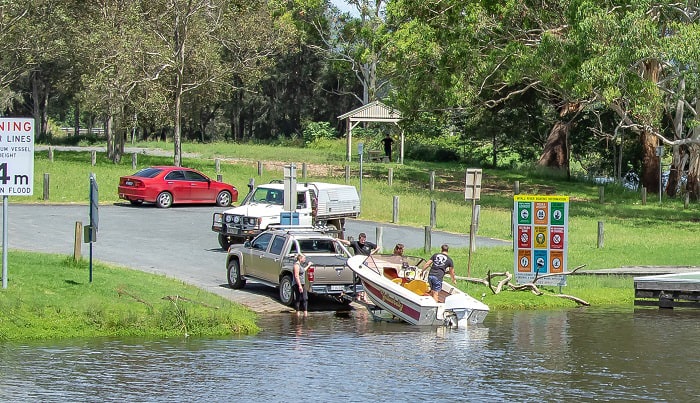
top-left (1, 306), bottom-right (697, 402)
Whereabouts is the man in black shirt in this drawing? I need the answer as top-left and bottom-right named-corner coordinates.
top-left (422, 244), bottom-right (455, 302)
top-left (338, 232), bottom-right (379, 256)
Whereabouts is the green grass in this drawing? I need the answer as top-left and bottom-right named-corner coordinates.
top-left (16, 140), bottom-right (700, 312)
top-left (0, 251), bottom-right (259, 341)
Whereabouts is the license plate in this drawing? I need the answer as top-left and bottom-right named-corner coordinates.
top-left (125, 180), bottom-right (134, 186)
top-left (330, 285), bottom-right (344, 291)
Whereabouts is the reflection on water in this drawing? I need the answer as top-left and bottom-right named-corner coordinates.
top-left (1, 307), bottom-right (698, 402)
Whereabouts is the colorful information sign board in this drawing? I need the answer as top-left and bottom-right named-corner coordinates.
top-left (513, 195), bottom-right (569, 286)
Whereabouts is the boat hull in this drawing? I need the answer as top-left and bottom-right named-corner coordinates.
top-left (347, 255), bottom-right (489, 326)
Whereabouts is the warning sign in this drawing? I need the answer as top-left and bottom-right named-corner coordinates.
top-left (513, 195), bottom-right (569, 286)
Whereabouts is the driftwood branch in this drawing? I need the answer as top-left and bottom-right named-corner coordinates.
top-left (532, 264), bottom-right (587, 283)
top-left (163, 295), bottom-right (220, 309)
top-left (117, 287), bottom-right (153, 309)
top-left (456, 265), bottom-right (590, 306)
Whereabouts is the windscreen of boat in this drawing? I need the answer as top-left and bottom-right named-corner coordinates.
top-left (362, 254), bottom-right (425, 272)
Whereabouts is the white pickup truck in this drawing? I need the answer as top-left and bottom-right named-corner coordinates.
top-left (212, 181), bottom-right (361, 249)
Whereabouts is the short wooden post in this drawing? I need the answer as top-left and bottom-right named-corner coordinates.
top-left (73, 221), bottom-right (83, 261)
top-left (430, 200), bottom-right (437, 228)
top-left (43, 173), bottom-right (50, 200)
top-left (424, 225), bottom-right (432, 254)
top-left (685, 193), bottom-right (689, 209)
top-left (345, 165), bottom-right (350, 184)
top-left (429, 171), bottom-right (435, 192)
top-left (514, 180), bottom-right (520, 195)
top-left (641, 186), bottom-right (647, 205)
top-left (131, 152), bottom-right (137, 169)
top-left (598, 186), bottom-right (604, 203)
top-left (388, 168), bottom-right (393, 186)
top-left (90, 150), bottom-right (96, 166)
top-left (215, 158), bottom-right (221, 173)
top-left (392, 196), bottom-right (399, 223)
top-left (302, 163), bottom-right (307, 180)
top-left (375, 226), bottom-right (383, 253)
top-left (217, 174), bottom-right (223, 182)
top-left (510, 209), bottom-right (514, 240)
top-left (257, 161), bottom-right (263, 176)
top-left (597, 221), bottom-right (604, 248)
top-left (48, 146), bottom-right (54, 162)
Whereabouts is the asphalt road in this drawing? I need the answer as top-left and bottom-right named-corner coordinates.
top-left (1, 203), bottom-right (508, 312)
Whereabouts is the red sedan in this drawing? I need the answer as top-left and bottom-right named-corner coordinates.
top-left (118, 166), bottom-right (238, 208)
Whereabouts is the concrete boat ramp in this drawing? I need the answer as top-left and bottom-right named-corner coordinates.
top-left (578, 266), bottom-right (700, 309)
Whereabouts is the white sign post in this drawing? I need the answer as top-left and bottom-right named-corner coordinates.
top-left (465, 168), bottom-right (483, 277)
top-left (1, 117), bottom-right (35, 289)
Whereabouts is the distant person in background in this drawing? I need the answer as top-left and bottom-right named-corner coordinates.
top-left (422, 244), bottom-right (455, 302)
top-left (338, 232), bottom-right (379, 256)
top-left (392, 243), bottom-right (405, 256)
top-left (381, 134), bottom-right (394, 160)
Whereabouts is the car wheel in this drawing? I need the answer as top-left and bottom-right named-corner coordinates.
top-left (156, 192), bottom-right (173, 208)
top-left (129, 200), bottom-right (143, 206)
top-left (218, 234), bottom-right (232, 250)
top-left (216, 191), bottom-right (232, 207)
top-left (279, 274), bottom-right (295, 306)
top-left (227, 259), bottom-right (246, 289)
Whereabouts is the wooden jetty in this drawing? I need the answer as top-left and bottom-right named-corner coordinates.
top-left (634, 272), bottom-right (700, 308)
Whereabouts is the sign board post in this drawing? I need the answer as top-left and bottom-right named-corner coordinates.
top-left (464, 168), bottom-right (483, 277)
top-left (656, 146), bottom-right (664, 203)
top-left (358, 142), bottom-right (364, 204)
top-left (0, 118), bottom-right (35, 289)
top-left (281, 164), bottom-right (299, 226)
top-left (513, 195), bottom-right (569, 286)
top-left (85, 173), bottom-right (99, 282)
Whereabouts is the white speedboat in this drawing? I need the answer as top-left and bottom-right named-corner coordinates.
top-left (346, 254), bottom-right (489, 327)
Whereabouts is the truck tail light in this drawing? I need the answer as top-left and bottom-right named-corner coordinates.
top-left (307, 266), bottom-right (315, 282)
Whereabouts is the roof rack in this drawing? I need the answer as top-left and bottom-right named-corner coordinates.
top-left (267, 225), bottom-right (340, 234)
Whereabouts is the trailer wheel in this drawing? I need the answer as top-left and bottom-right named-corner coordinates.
top-left (279, 274), bottom-right (295, 306)
top-left (227, 260), bottom-right (246, 289)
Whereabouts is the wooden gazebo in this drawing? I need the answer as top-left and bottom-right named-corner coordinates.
top-left (338, 100), bottom-right (404, 163)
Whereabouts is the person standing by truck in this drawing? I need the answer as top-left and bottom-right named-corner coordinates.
top-left (293, 254), bottom-right (312, 316)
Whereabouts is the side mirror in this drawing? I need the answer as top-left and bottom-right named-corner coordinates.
top-left (244, 240), bottom-right (252, 248)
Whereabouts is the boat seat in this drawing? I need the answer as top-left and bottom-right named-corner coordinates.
top-left (383, 267), bottom-right (400, 280)
top-left (404, 280), bottom-right (430, 296)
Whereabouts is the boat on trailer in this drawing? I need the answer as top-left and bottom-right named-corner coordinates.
top-left (346, 254), bottom-right (489, 327)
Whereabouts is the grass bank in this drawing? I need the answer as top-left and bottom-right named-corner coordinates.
top-left (0, 251), bottom-right (259, 341)
top-left (12, 140), bottom-right (700, 313)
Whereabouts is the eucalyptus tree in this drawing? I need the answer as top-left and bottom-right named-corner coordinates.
top-left (0, 0), bottom-right (30, 112)
top-left (573, 1), bottom-right (700, 198)
top-left (76, 0), bottom-right (163, 162)
top-left (139, 0), bottom-right (295, 165)
top-left (312, 0), bottom-right (392, 105)
top-left (8, 1), bottom-right (80, 141)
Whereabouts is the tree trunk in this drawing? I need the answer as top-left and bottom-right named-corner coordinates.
top-left (106, 114), bottom-right (114, 160)
top-left (174, 89), bottom-right (182, 167)
top-left (73, 103), bottom-right (80, 137)
top-left (639, 130), bottom-right (659, 193)
top-left (537, 121), bottom-right (571, 178)
top-left (688, 144), bottom-right (700, 201)
top-left (31, 71), bottom-right (50, 142)
top-left (537, 102), bottom-right (581, 179)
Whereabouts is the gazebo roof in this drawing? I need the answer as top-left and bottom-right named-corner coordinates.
top-left (338, 100), bottom-right (402, 122)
